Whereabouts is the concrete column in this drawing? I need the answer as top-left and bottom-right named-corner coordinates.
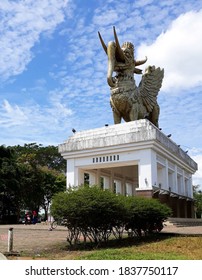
top-left (179, 199), bottom-right (184, 217)
top-left (126, 183), bottom-right (132, 196)
top-left (176, 198), bottom-right (180, 217)
top-left (151, 150), bottom-right (158, 187)
top-left (104, 176), bottom-right (110, 190)
top-left (188, 176), bottom-right (193, 198)
top-left (96, 169), bottom-right (101, 187)
top-left (165, 159), bottom-right (169, 191)
top-left (89, 172), bottom-right (96, 185)
top-left (170, 196), bottom-right (178, 217)
top-left (66, 159), bottom-right (75, 188)
top-left (77, 168), bottom-right (84, 186)
top-left (182, 170), bottom-right (185, 196)
top-left (115, 180), bottom-right (122, 194)
top-left (174, 165), bottom-right (178, 193)
top-left (122, 178), bottom-right (126, 195)
top-left (184, 200), bottom-right (188, 218)
top-left (109, 170), bottom-right (114, 192)
top-left (138, 149), bottom-right (155, 189)
top-left (184, 178), bottom-right (189, 197)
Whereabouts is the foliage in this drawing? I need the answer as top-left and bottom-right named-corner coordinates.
top-left (39, 167), bottom-right (66, 220)
top-left (124, 196), bottom-right (172, 236)
top-left (0, 143), bottom-right (66, 223)
top-left (0, 145), bottom-right (21, 223)
top-left (193, 185), bottom-right (202, 218)
top-left (51, 186), bottom-right (171, 246)
top-left (12, 143), bottom-right (66, 173)
top-left (51, 185), bottom-right (126, 245)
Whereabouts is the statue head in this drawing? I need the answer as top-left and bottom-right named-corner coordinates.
top-left (98, 26), bottom-right (147, 87)
top-left (121, 42), bottom-right (134, 51)
top-left (121, 42), bottom-right (135, 63)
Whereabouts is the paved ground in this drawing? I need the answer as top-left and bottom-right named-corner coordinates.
top-left (0, 223), bottom-right (68, 256)
top-left (0, 222), bottom-right (202, 259)
top-left (161, 222), bottom-right (202, 235)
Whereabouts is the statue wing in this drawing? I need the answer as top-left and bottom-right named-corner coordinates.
top-left (139, 66), bottom-right (164, 112)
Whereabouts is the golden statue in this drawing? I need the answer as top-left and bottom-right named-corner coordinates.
top-left (98, 27), bottom-right (164, 127)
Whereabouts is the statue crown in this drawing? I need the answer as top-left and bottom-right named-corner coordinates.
top-left (121, 42), bottom-right (134, 52)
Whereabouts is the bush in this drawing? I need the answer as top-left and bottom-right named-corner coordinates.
top-left (124, 196), bottom-right (172, 236)
top-left (51, 185), bottom-right (126, 245)
top-left (51, 186), bottom-right (171, 246)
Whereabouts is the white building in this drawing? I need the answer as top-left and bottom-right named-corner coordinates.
top-left (59, 119), bottom-right (197, 218)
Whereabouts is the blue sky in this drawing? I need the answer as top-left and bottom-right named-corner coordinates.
top-left (0, 0), bottom-right (202, 187)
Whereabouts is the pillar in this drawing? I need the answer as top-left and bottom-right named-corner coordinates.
top-left (138, 150), bottom-right (157, 189)
top-left (103, 176), bottom-right (110, 190)
top-left (109, 170), bottom-right (114, 192)
top-left (95, 169), bottom-right (101, 186)
top-left (66, 159), bottom-right (75, 187)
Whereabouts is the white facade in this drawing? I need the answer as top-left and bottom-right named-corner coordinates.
top-left (59, 120), bottom-right (197, 201)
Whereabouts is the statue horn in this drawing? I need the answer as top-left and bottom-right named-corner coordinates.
top-left (98, 31), bottom-right (107, 54)
top-left (113, 26), bottom-right (125, 62)
top-left (135, 56), bottom-right (147, 66)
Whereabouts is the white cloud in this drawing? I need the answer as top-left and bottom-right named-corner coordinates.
top-left (0, 100), bottom-right (28, 126)
top-left (0, 96), bottom-right (73, 145)
top-left (134, 9), bottom-right (202, 188)
top-left (1, 0), bottom-right (202, 150)
top-left (48, 89), bottom-right (74, 118)
top-left (93, 9), bottom-right (119, 26)
top-left (137, 10), bottom-right (202, 92)
top-left (189, 148), bottom-right (202, 188)
top-left (0, 0), bottom-right (69, 81)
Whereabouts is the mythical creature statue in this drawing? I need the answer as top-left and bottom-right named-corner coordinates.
top-left (98, 27), bottom-right (164, 127)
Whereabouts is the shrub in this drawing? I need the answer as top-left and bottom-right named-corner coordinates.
top-left (51, 185), bottom-right (125, 245)
top-left (124, 196), bottom-right (172, 236)
top-left (51, 186), bottom-right (171, 246)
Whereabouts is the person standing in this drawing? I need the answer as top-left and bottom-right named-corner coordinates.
top-left (32, 210), bottom-right (37, 224)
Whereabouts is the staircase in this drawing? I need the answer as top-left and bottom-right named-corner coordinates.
top-left (167, 218), bottom-right (202, 227)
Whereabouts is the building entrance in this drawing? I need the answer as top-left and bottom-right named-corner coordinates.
top-left (79, 165), bottom-right (139, 196)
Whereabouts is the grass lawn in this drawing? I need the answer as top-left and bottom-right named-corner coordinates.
top-left (14, 233), bottom-right (202, 260)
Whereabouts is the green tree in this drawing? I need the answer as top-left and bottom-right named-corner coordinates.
top-left (193, 185), bottom-right (202, 218)
top-left (0, 143), bottom-right (66, 223)
top-left (40, 167), bottom-right (66, 221)
top-left (13, 143), bottom-right (66, 173)
top-left (19, 163), bottom-right (45, 213)
top-left (13, 143), bottom-right (66, 218)
top-left (0, 145), bottom-right (21, 223)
